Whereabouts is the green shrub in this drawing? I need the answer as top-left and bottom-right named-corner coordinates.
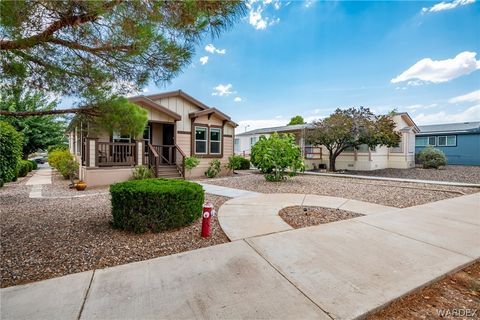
top-left (48, 149), bottom-right (78, 181)
top-left (205, 159), bottom-right (221, 178)
top-left (226, 155), bottom-right (250, 172)
top-left (28, 160), bottom-right (38, 170)
top-left (48, 150), bottom-right (70, 169)
top-left (238, 157), bottom-right (250, 170)
top-left (18, 160), bottom-right (31, 177)
top-left (110, 179), bottom-right (205, 233)
top-left (184, 156), bottom-right (200, 171)
top-left (251, 133), bottom-right (304, 181)
top-left (47, 144), bottom-right (68, 154)
top-left (0, 121), bottom-right (23, 183)
top-left (130, 165), bottom-right (154, 180)
top-left (417, 146), bottom-right (447, 169)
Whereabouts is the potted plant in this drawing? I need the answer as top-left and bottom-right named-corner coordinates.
top-left (75, 180), bottom-right (87, 191)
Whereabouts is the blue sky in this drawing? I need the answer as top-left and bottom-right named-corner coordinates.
top-left (141, 0), bottom-right (479, 132)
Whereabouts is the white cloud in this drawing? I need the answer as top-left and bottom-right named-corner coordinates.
top-left (422, 0), bottom-right (475, 13)
top-left (305, 0), bottom-right (314, 8)
top-left (391, 51), bottom-right (480, 84)
top-left (404, 103), bottom-right (438, 111)
top-left (205, 44), bottom-right (226, 54)
top-left (413, 105), bottom-right (480, 124)
top-left (234, 97), bottom-right (242, 102)
top-left (199, 56), bottom-right (209, 65)
top-left (449, 90), bottom-right (480, 104)
top-left (246, 0), bottom-right (280, 30)
top-left (212, 84), bottom-right (235, 96)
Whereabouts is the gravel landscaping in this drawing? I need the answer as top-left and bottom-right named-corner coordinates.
top-left (368, 261), bottom-right (480, 320)
top-left (201, 173), bottom-right (478, 208)
top-left (279, 206), bottom-right (363, 229)
top-left (0, 178), bottom-right (230, 288)
top-left (348, 165), bottom-right (480, 184)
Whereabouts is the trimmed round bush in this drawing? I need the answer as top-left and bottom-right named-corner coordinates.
top-left (238, 157), bottom-right (250, 170)
top-left (18, 160), bottom-right (31, 177)
top-left (28, 160), bottom-right (38, 170)
top-left (417, 146), bottom-right (447, 169)
top-left (110, 179), bottom-right (205, 233)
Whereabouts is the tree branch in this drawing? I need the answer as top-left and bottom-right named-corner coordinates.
top-left (0, 1), bottom-right (121, 51)
top-left (0, 108), bottom-right (98, 117)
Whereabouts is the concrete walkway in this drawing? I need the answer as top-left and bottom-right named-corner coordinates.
top-left (198, 182), bottom-right (261, 198)
top-left (218, 193), bottom-right (399, 241)
top-left (300, 170), bottom-right (480, 188)
top-left (2, 193), bottom-right (479, 320)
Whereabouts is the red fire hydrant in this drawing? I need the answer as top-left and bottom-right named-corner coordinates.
top-left (201, 202), bottom-right (215, 237)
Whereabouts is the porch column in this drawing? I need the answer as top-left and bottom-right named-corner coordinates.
top-left (135, 140), bottom-right (144, 166)
top-left (86, 137), bottom-right (98, 168)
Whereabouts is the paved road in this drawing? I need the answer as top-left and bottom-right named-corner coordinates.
top-left (1, 192), bottom-right (479, 320)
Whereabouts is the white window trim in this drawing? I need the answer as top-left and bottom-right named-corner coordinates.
top-left (194, 126), bottom-right (208, 154)
top-left (427, 136), bottom-right (436, 146)
top-left (437, 135), bottom-right (447, 147)
top-left (210, 128), bottom-right (222, 155)
top-left (446, 135), bottom-right (457, 146)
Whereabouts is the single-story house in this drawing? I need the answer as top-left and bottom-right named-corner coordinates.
top-left (68, 90), bottom-right (237, 186)
top-left (415, 122), bottom-right (480, 165)
top-left (235, 112), bottom-right (419, 171)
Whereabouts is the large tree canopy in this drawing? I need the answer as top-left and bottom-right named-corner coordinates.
top-left (0, 0), bottom-right (245, 116)
top-left (305, 107), bottom-right (401, 172)
top-left (0, 87), bottom-right (67, 158)
top-left (287, 115), bottom-right (306, 126)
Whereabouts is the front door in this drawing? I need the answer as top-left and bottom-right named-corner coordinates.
top-left (162, 124), bottom-right (175, 164)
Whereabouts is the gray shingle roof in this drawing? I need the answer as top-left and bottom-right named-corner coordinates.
top-left (236, 123), bottom-right (314, 136)
top-left (418, 122), bottom-right (480, 134)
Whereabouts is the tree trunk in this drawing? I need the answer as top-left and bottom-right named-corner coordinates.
top-left (329, 153), bottom-right (336, 172)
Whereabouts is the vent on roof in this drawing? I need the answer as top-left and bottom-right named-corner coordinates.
top-left (464, 122), bottom-right (470, 124)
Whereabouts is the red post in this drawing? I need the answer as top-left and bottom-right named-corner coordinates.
top-left (201, 202), bottom-right (213, 237)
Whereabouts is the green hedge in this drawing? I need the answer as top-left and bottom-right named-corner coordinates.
top-left (18, 160), bottom-right (31, 177)
top-left (0, 121), bottom-right (23, 184)
top-left (28, 160), bottom-right (38, 170)
top-left (110, 179), bottom-right (205, 233)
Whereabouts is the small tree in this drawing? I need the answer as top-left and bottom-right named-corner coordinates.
top-left (417, 146), bottom-right (447, 169)
top-left (288, 115), bottom-right (306, 126)
top-left (305, 107), bottom-right (401, 172)
top-left (250, 133), bottom-right (304, 181)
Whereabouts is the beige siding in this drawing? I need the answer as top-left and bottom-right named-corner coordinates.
top-left (153, 96), bottom-right (200, 132)
top-left (143, 105), bottom-right (176, 123)
top-left (176, 132), bottom-right (191, 155)
top-left (195, 115), bottom-right (223, 126)
top-left (224, 124), bottom-right (234, 136)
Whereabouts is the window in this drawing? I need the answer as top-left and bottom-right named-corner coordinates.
top-left (437, 136), bottom-right (446, 146)
top-left (437, 135), bottom-right (456, 147)
top-left (416, 137), bottom-right (427, 147)
top-left (195, 127), bottom-right (207, 154)
top-left (112, 131), bottom-right (131, 143)
top-left (250, 136), bottom-right (257, 146)
top-left (447, 135), bottom-right (456, 146)
top-left (428, 136), bottom-right (436, 146)
top-left (210, 128), bottom-right (221, 154)
top-left (234, 138), bottom-right (240, 153)
top-left (143, 124), bottom-right (151, 153)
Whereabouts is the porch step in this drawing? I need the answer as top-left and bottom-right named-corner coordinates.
top-left (155, 165), bottom-right (182, 178)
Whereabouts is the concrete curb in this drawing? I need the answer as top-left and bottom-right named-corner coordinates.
top-left (299, 171), bottom-right (480, 188)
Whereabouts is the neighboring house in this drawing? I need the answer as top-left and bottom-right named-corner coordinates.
top-left (235, 113), bottom-right (419, 171)
top-left (415, 122), bottom-right (480, 165)
top-left (67, 90), bottom-right (237, 186)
